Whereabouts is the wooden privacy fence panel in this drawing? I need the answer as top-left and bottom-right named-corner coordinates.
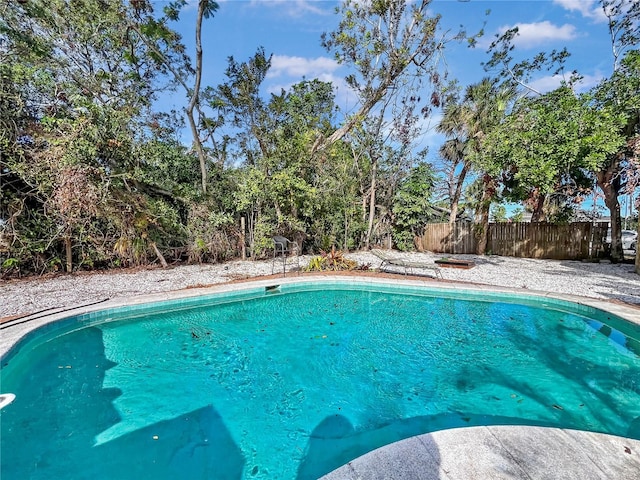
top-left (418, 222), bottom-right (608, 260)
top-left (417, 222), bottom-right (477, 254)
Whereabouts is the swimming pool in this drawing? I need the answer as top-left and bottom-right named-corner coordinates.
top-left (1, 279), bottom-right (639, 479)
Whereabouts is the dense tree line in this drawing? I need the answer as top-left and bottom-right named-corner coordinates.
top-left (1, 0), bottom-right (456, 275)
top-left (1, 0), bottom-right (638, 277)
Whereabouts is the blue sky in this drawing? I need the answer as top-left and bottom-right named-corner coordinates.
top-left (162, 0), bottom-right (619, 155)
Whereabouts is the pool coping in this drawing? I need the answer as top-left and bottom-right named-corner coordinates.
top-left (2, 275), bottom-right (639, 358)
top-left (2, 275), bottom-right (640, 479)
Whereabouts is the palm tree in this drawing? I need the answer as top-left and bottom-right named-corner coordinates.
top-left (438, 137), bottom-right (468, 226)
top-left (436, 78), bottom-right (515, 253)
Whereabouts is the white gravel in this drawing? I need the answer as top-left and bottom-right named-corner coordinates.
top-left (1, 251), bottom-right (639, 319)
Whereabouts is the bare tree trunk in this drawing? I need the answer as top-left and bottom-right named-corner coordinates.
top-left (530, 193), bottom-right (546, 222)
top-left (343, 209), bottom-right (349, 251)
top-left (477, 203), bottom-right (490, 255)
top-left (65, 234), bottom-right (72, 273)
top-left (314, 90), bottom-right (385, 154)
top-left (364, 159), bottom-right (378, 249)
top-left (187, 1), bottom-right (208, 193)
top-left (128, 3), bottom-right (216, 192)
top-left (597, 157), bottom-right (624, 263)
top-left (449, 163), bottom-right (468, 226)
top-left (151, 242), bottom-right (168, 268)
top-left (274, 199), bottom-right (283, 225)
top-left (476, 177), bottom-right (494, 255)
top-left (602, 183), bottom-right (623, 263)
top-left (240, 216), bottom-right (246, 260)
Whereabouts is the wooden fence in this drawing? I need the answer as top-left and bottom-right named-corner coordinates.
top-left (417, 222), bottom-right (609, 260)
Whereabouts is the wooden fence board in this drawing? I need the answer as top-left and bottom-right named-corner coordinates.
top-left (418, 222), bottom-right (608, 260)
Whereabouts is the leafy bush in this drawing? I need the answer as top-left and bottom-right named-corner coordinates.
top-left (305, 246), bottom-right (358, 271)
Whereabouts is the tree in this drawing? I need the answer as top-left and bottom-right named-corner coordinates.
top-left (437, 138), bottom-right (468, 225)
top-left (481, 87), bottom-right (626, 224)
top-left (483, 0), bottom-right (639, 262)
top-left (439, 79), bottom-right (515, 254)
top-left (602, 0), bottom-right (640, 72)
top-left (342, 78), bottom-right (429, 250)
top-left (483, 23), bottom-right (577, 96)
top-left (392, 162), bottom-right (436, 250)
top-left (593, 49), bottom-right (640, 263)
top-left (129, 0), bottom-right (220, 193)
top-left (437, 84), bottom-right (472, 226)
top-left (0, 0), bottom-right (214, 273)
top-left (317, 0), bottom-right (467, 152)
top-left (179, 0), bottom-right (218, 194)
top-left (214, 61), bottom-right (347, 254)
top-left (593, 0), bottom-right (640, 262)
top-left (1, 0), bottom-right (158, 271)
top-left (210, 48), bottom-right (273, 166)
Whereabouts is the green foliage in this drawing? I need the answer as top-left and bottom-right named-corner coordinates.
top-left (510, 208), bottom-right (524, 222)
top-left (491, 205), bottom-right (508, 223)
top-left (250, 215), bottom-right (277, 259)
top-left (305, 256), bottom-right (326, 272)
top-left (392, 162), bottom-right (437, 250)
top-left (392, 162), bottom-right (436, 230)
top-left (481, 87), bottom-right (626, 220)
top-left (3, 0), bottom-right (636, 276)
top-left (2, 258), bottom-right (19, 271)
top-left (186, 202), bottom-right (236, 263)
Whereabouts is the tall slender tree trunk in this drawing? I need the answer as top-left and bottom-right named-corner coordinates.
top-left (64, 233), bottom-right (72, 273)
top-left (344, 209), bottom-right (349, 251)
top-left (187, 1), bottom-right (208, 193)
top-left (530, 192), bottom-right (546, 222)
top-left (603, 185), bottom-right (623, 263)
top-left (597, 157), bottom-right (623, 263)
top-left (449, 163), bottom-right (468, 226)
top-left (129, 3), bottom-right (211, 193)
top-left (477, 175), bottom-right (495, 255)
top-left (364, 159), bottom-right (378, 249)
top-left (477, 202), bottom-right (491, 255)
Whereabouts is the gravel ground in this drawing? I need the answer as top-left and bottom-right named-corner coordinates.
top-left (1, 251), bottom-right (639, 319)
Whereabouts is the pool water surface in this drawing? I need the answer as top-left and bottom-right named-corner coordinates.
top-left (1, 282), bottom-right (639, 479)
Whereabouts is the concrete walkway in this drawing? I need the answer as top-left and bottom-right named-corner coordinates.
top-left (321, 426), bottom-right (640, 479)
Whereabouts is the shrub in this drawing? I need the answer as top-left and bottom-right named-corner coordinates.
top-left (305, 246), bottom-right (358, 272)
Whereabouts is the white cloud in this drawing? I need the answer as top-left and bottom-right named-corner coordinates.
top-left (525, 70), bottom-right (604, 95)
top-left (573, 72), bottom-right (605, 91)
top-left (499, 21), bottom-right (578, 49)
top-left (527, 74), bottom-right (566, 93)
top-left (249, 0), bottom-right (331, 17)
top-left (552, 0), bottom-right (608, 22)
top-left (268, 55), bottom-right (340, 79)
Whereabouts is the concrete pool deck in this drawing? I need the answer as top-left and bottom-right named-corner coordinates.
top-left (2, 275), bottom-right (640, 479)
top-left (321, 426), bottom-right (640, 479)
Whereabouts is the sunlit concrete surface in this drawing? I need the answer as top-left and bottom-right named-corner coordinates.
top-left (321, 426), bottom-right (640, 480)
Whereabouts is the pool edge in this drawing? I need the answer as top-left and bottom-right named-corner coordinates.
top-left (2, 275), bottom-right (639, 360)
top-left (3, 275), bottom-right (640, 479)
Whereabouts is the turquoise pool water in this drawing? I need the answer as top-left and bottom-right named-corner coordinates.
top-left (1, 282), bottom-right (640, 479)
